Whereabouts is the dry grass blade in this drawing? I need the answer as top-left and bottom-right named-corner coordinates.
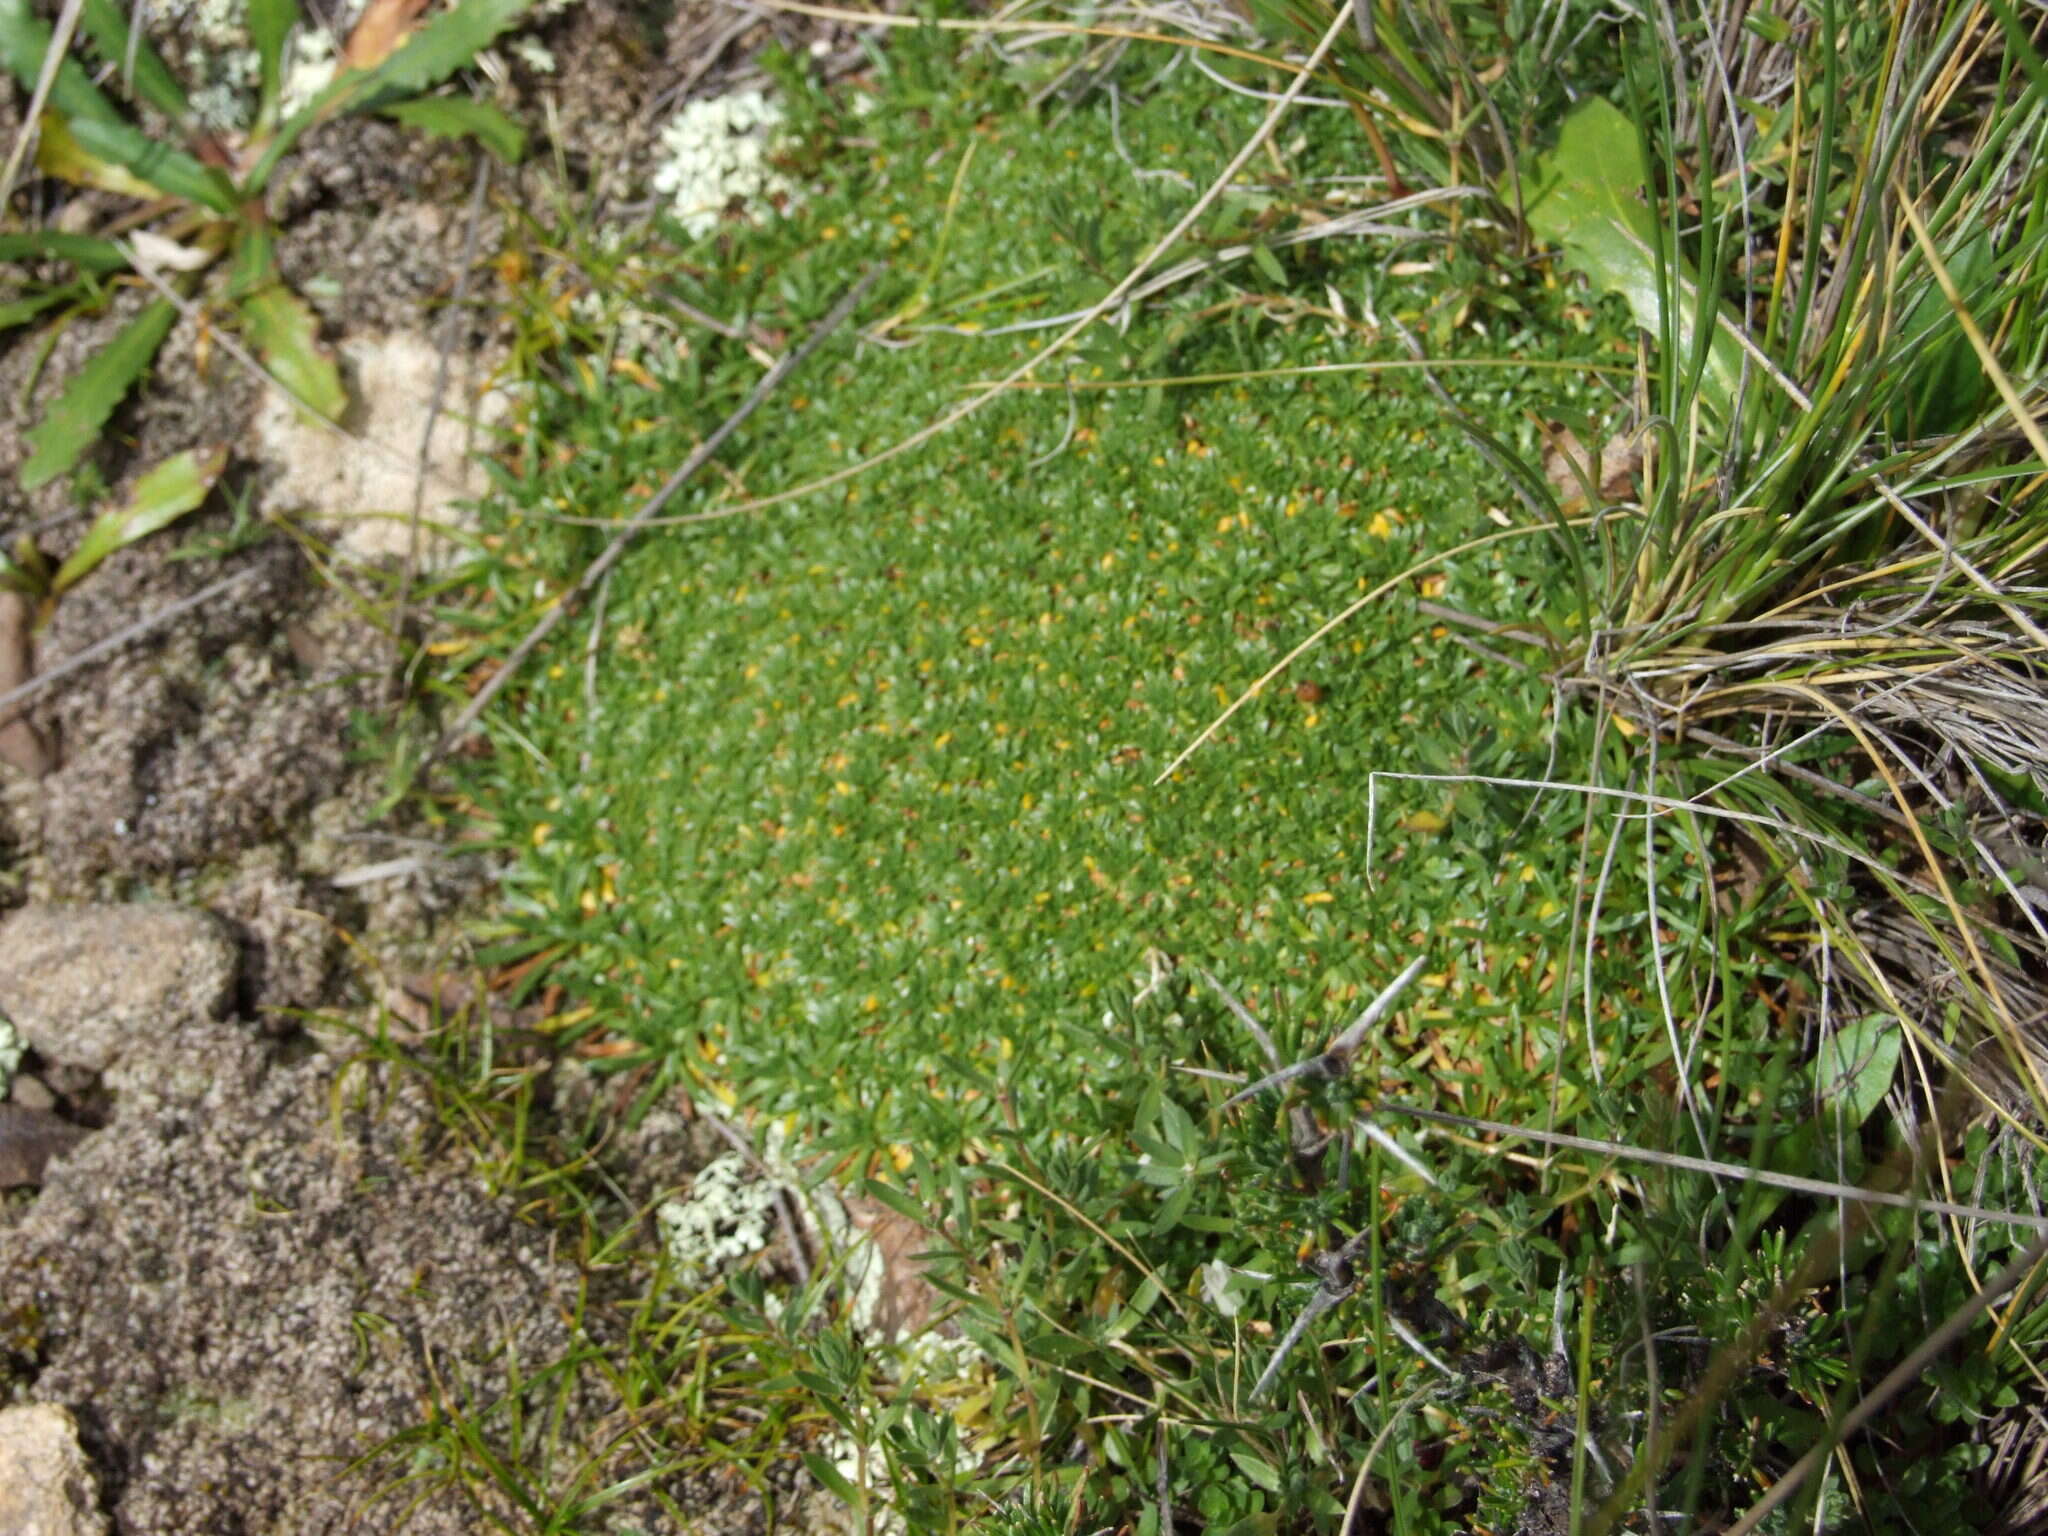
top-left (1380, 1100), bottom-right (2048, 1233)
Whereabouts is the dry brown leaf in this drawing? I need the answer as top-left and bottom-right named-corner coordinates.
top-left (0, 591), bottom-right (52, 779)
top-left (844, 1194), bottom-right (943, 1339)
top-left (342, 0), bottom-right (432, 71)
top-left (1541, 424), bottom-right (1642, 509)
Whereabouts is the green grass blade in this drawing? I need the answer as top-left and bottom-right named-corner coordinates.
top-left (19, 296), bottom-right (176, 489)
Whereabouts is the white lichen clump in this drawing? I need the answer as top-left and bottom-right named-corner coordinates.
top-left (650, 88), bottom-right (795, 239)
top-left (0, 1014), bottom-right (20, 1098)
top-left (656, 1152), bottom-right (782, 1286)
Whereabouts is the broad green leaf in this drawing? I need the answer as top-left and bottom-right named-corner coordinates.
top-left (1812, 1015), bottom-right (1901, 1132)
top-left (20, 297), bottom-right (176, 489)
top-left (54, 113), bottom-right (238, 212)
top-left (248, 0), bottom-right (299, 126)
top-left (53, 445), bottom-right (228, 593)
top-left (239, 282), bottom-right (346, 423)
top-left (0, 0), bottom-right (122, 126)
top-left (376, 94), bottom-right (525, 162)
top-left (0, 230), bottom-right (130, 272)
top-left (77, 0), bottom-right (190, 123)
top-left (1520, 97), bottom-right (1744, 418)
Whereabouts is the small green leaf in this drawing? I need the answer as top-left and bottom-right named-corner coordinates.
top-left (799, 1452), bottom-right (864, 1507)
top-left (1519, 97), bottom-right (1744, 418)
top-left (248, 0), bottom-right (300, 126)
top-left (53, 445), bottom-right (228, 593)
top-left (239, 282), bottom-right (346, 423)
top-left (369, 0), bottom-right (537, 96)
top-left (0, 0), bottom-right (122, 126)
top-left (1229, 1450), bottom-right (1284, 1494)
top-left (1249, 241), bottom-right (1286, 287)
top-left (77, 0), bottom-right (190, 123)
top-left (20, 297), bottom-right (176, 490)
top-left (376, 94), bottom-right (525, 162)
top-left (1813, 1015), bottom-right (1901, 1132)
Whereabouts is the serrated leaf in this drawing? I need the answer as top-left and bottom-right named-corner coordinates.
top-left (53, 445), bottom-right (228, 593)
top-left (249, 0), bottom-right (300, 124)
top-left (20, 297), bottom-right (176, 490)
top-left (1813, 1015), bottom-right (1901, 1132)
top-left (0, 230), bottom-right (130, 272)
top-left (60, 114), bottom-right (238, 211)
top-left (1520, 97), bottom-right (1743, 418)
top-left (368, 0), bottom-right (535, 95)
top-left (246, 0), bottom-right (530, 191)
top-left (77, 0), bottom-right (190, 123)
top-left (239, 282), bottom-right (346, 423)
top-left (0, 0), bottom-right (122, 126)
top-left (377, 94), bottom-right (525, 162)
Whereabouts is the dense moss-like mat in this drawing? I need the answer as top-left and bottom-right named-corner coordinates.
top-left (465, 48), bottom-right (1615, 1154)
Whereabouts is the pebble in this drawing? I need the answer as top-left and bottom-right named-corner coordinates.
top-left (0, 1403), bottom-right (109, 1536)
top-left (0, 904), bottom-right (240, 1073)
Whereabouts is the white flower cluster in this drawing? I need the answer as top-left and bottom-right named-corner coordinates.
top-left (656, 1152), bottom-right (782, 1286)
top-left (649, 88), bottom-right (795, 240)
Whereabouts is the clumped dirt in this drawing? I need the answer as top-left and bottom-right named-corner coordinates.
top-left (0, 0), bottom-right (864, 1527)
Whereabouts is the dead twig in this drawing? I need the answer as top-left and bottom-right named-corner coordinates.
top-left (0, 568), bottom-right (261, 719)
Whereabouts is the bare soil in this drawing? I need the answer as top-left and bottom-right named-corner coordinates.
top-left (0, 1), bottom-right (862, 1528)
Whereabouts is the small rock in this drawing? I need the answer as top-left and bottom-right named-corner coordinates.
top-left (0, 905), bottom-right (240, 1072)
top-left (0, 1104), bottom-right (92, 1188)
top-left (7, 1071), bottom-right (57, 1112)
top-left (0, 1403), bottom-right (109, 1536)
